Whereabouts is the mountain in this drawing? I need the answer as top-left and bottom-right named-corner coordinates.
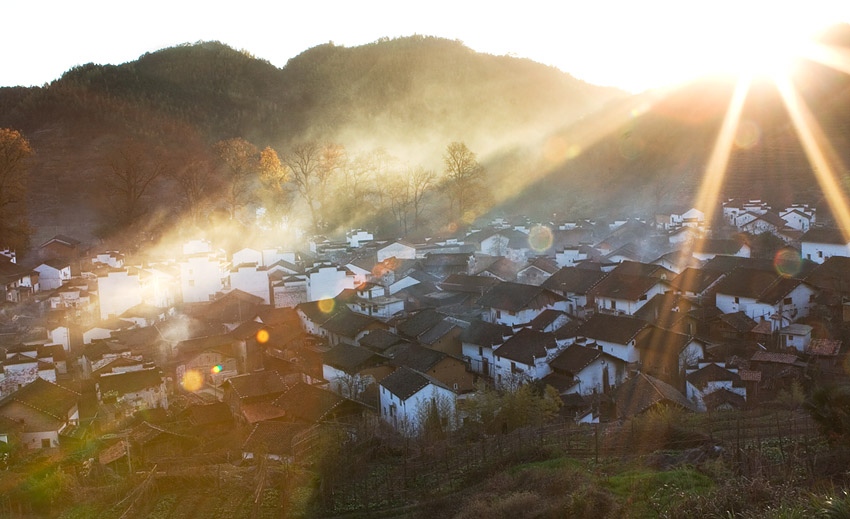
top-left (0, 36), bottom-right (625, 246)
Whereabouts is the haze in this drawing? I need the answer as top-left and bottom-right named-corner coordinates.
top-left (6, 0), bottom-right (849, 93)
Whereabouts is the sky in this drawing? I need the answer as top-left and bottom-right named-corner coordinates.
top-left (4, 1), bottom-right (850, 93)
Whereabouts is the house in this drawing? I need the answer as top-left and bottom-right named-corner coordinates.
top-left (120, 303), bottom-right (168, 328)
top-left (179, 252), bottom-right (227, 303)
top-left (650, 251), bottom-right (701, 274)
top-left (83, 318), bottom-right (134, 344)
top-left (474, 256), bottom-right (521, 282)
top-left (576, 313), bottom-right (650, 364)
top-left (478, 282), bottom-right (566, 326)
top-left (541, 267), bottom-right (609, 317)
top-left (378, 366), bottom-right (457, 436)
top-left (347, 229), bottom-right (374, 248)
top-left (389, 344), bottom-right (474, 393)
top-left (713, 268), bottom-right (816, 331)
top-left (322, 343), bottom-right (388, 400)
top-left (593, 273), bottom-right (669, 316)
top-left (547, 343), bottom-right (626, 395)
top-left (516, 257), bottom-right (559, 285)
top-left (174, 334), bottom-right (241, 392)
top-left (358, 329), bottom-right (411, 356)
top-left (33, 260), bottom-right (72, 291)
top-left (493, 328), bottom-right (558, 388)
top-left (0, 378), bottom-right (80, 449)
top-left (377, 241), bottom-right (417, 263)
top-left (555, 245), bottom-right (599, 268)
top-left (222, 371), bottom-right (289, 421)
top-left (691, 239), bottom-right (751, 261)
top-left (780, 207), bottom-right (814, 231)
top-left (801, 228), bottom-right (850, 264)
top-left (305, 264), bottom-right (357, 301)
top-left (96, 367), bottom-right (168, 416)
top-left (668, 268), bottom-right (726, 301)
top-left (321, 309), bottom-right (386, 346)
top-left (97, 268), bottom-right (143, 320)
top-left (347, 282), bottom-right (405, 320)
top-left (739, 212), bottom-right (788, 235)
top-left (614, 372), bottom-right (698, 419)
top-left (0, 257), bottom-right (38, 302)
top-left (271, 274), bottom-right (308, 309)
top-left (461, 320), bottom-right (512, 378)
top-left (229, 263), bottom-right (272, 304)
top-left (242, 421), bottom-right (307, 461)
top-left (685, 363), bottom-right (744, 411)
top-left (778, 323), bottom-right (812, 352)
top-left (272, 381), bottom-right (367, 425)
top-left (422, 253), bottom-right (474, 279)
top-left (633, 326), bottom-right (705, 383)
top-left (39, 235), bottom-right (82, 260)
top-left (1, 353), bottom-right (56, 396)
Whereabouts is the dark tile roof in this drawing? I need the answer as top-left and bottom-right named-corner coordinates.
top-left (478, 257), bottom-right (521, 281)
top-left (609, 261), bottom-right (674, 279)
top-left (396, 309), bottom-right (445, 339)
top-left (494, 328), bottom-right (555, 365)
top-left (634, 326), bottom-right (696, 358)
top-left (801, 227), bottom-right (849, 245)
top-left (713, 268), bottom-right (805, 304)
top-left (541, 267), bottom-right (609, 295)
top-left (693, 238), bottom-right (748, 255)
top-left (702, 388), bottom-right (746, 410)
top-left (615, 372), bottom-right (697, 418)
top-left (807, 339), bottom-right (842, 356)
top-left (549, 344), bottom-right (601, 376)
top-left (715, 311), bottom-right (757, 333)
top-left (686, 363), bottom-right (740, 389)
top-left (321, 310), bottom-right (380, 339)
top-left (554, 320), bottom-right (583, 340)
top-left (540, 372), bottom-right (578, 393)
top-left (242, 421), bottom-right (306, 457)
top-left (380, 366), bottom-right (447, 400)
top-left (389, 344), bottom-right (447, 372)
top-left (577, 313), bottom-right (649, 345)
top-left (183, 402), bottom-right (233, 426)
top-left (478, 282), bottom-right (563, 312)
top-left (529, 310), bottom-right (567, 331)
top-left (225, 371), bottom-right (288, 400)
top-left (0, 378), bottom-right (79, 420)
top-left (97, 368), bottom-right (163, 395)
top-left (751, 351), bottom-right (798, 365)
top-left (804, 256), bottom-right (850, 295)
top-left (593, 273), bottom-right (665, 301)
top-left (669, 268), bottom-right (725, 294)
top-left (358, 329), bottom-right (410, 353)
top-left (460, 320), bottom-right (512, 347)
top-left (418, 320), bottom-right (458, 345)
top-left (273, 382), bottom-right (361, 423)
top-left (323, 343), bottom-right (380, 372)
top-left (440, 274), bottom-right (500, 294)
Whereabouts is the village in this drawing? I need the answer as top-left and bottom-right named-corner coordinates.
top-left (0, 196), bottom-right (848, 513)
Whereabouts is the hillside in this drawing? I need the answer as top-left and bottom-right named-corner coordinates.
top-left (0, 37), bottom-right (625, 247)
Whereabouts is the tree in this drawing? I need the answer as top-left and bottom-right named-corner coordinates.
top-left (409, 166), bottom-right (436, 230)
top-left (167, 146), bottom-right (217, 227)
top-left (283, 141), bottom-right (323, 233)
top-left (213, 137), bottom-right (259, 221)
top-left (103, 139), bottom-right (165, 229)
top-left (257, 146), bottom-right (292, 229)
top-left (0, 129), bottom-right (33, 252)
top-left (443, 142), bottom-right (488, 222)
top-left (387, 166), bottom-right (437, 234)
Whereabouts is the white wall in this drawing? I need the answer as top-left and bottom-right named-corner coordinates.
top-left (379, 383), bottom-right (456, 437)
top-left (49, 326), bottom-right (71, 352)
top-left (230, 266), bottom-right (271, 304)
top-left (98, 270), bottom-right (142, 320)
top-left (307, 267), bottom-right (356, 301)
top-left (180, 255), bottom-right (224, 303)
top-left (377, 243), bottom-right (416, 263)
top-left (802, 241), bottom-right (850, 264)
top-left (233, 248), bottom-right (263, 267)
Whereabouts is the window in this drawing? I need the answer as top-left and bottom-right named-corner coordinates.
top-left (807, 254), bottom-right (811, 260)
top-left (41, 438), bottom-right (51, 449)
top-left (496, 310), bottom-right (501, 319)
top-left (478, 347), bottom-right (483, 356)
top-left (610, 300), bottom-right (616, 310)
top-left (818, 251), bottom-right (823, 258)
top-left (810, 294), bottom-right (816, 303)
top-left (639, 294), bottom-right (647, 301)
top-left (783, 297), bottom-right (792, 305)
top-left (453, 383), bottom-right (459, 390)
top-left (734, 297), bottom-right (739, 304)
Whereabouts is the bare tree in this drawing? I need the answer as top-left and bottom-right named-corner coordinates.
top-left (104, 140), bottom-right (165, 228)
top-left (168, 152), bottom-right (216, 227)
top-left (213, 137), bottom-right (259, 221)
top-left (409, 166), bottom-right (436, 231)
top-left (283, 141), bottom-right (322, 233)
top-left (443, 141), bottom-right (487, 222)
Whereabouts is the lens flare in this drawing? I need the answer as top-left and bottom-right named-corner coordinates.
top-left (181, 370), bottom-right (203, 392)
top-left (256, 329), bottom-right (270, 344)
top-left (211, 364), bottom-right (223, 374)
top-left (528, 225), bottom-right (554, 253)
top-left (774, 247), bottom-right (802, 278)
top-left (318, 298), bottom-right (335, 313)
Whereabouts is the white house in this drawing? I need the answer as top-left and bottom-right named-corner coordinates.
top-left (691, 239), bottom-right (751, 261)
top-left (347, 230), bottom-right (374, 248)
top-left (377, 241), bottom-right (417, 263)
top-left (347, 282), bottom-right (405, 320)
top-left (379, 366), bottom-right (456, 436)
top-left (781, 209), bottom-right (813, 232)
top-left (779, 323), bottom-right (813, 352)
top-left (492, 329), bottom-right (558, 388)
top-left (801, 228), bottom-right (850, 264)
top-left (97, 269), bottom-right (142, 320)
top-left (593, 273), bottom-right (669, 316)
top-left (232, 247), bottom-right (263, 267)
top-left (548, 343), bottom-right (626, 395)
top-left (478, 282), bottom-right (566, 327)
top-left (306, 264), bottom-right (356, 301)
top-left (1, 354), bottom-right (57, 396)
top-left (179, 253), bottom-right (226, 303)
top-left (183, 239), bottom-right (212, 255)
top-left (714, 268), bottom-right (815, 331)
top-left (229, 264), bottom-right (271, 304)
top-left (685, 363), bottom-right (745, 411)
top-left (460, 320), bottom-right (512, 379)
top-left (48, 325), bottom-right (71, 352)
top-left (0, 378), bottom-right (80, 450)
top-left (33, 260), bottom-right (71, 291)
top-left (541, 267), bottom-right (609, 317)
top-left (575, 313), bottom-right (650, 364)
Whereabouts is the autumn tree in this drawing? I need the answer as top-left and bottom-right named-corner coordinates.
top-left (214, 137), bottom-right (260, 221)
top-left (257, 146), bottom-right (292, 229)
top-left (443, 141), bottom-right (488, 222)
top-left (103, 139), bottom-right (165, 229)
top-left (0, 129), bottom-right (33, 253)
top-left (388, 165), bottom-right (436, 234)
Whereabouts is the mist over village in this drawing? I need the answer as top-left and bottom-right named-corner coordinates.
top-left (3, 5), bottom-right (850, 518)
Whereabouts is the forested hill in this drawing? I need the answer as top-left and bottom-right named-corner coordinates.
top-left (0, 36), bottom-right (625, 246)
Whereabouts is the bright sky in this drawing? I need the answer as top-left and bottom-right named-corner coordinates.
top-left (4, 1), bottom-right (849, 93)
